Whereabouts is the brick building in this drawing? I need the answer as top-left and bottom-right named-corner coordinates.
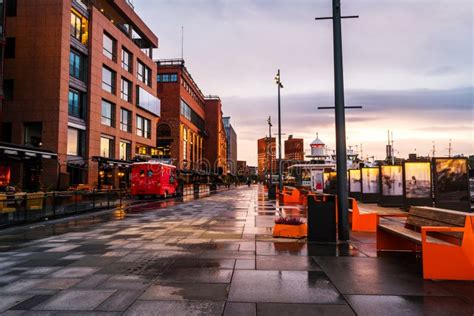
top-left (155, 59), bottom-right (205, 172)
top-left (204, 96), bottom-right (227, 175)
top-left (284, 135), bottom-right (304, 160)
top-left (257, 137), bottom-right (276, 176)
top-left (223, 116), bottom-right (237, 175)
top-left (0, 0), bottom-right (160, 190)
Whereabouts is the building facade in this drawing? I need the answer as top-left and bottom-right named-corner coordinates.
top-left (223, 116), bottom-right (237, 175)
top-left (257, 137), bottom-right (276, 176)
top-left (0, 0), bottom-right (160, 190)
top-left (284, 135), bottom-right (304, 160)
top-left (204, 96), bottom-right (227, 175)
top-left (155, 59), bottom-right (205, 172)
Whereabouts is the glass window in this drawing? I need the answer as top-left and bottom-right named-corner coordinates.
top-left (162, 74), bottom-right (170, 82)
top-left (101, 100), bottom-right (115, 127)
top-left (70, 9), bottom-right (88, 45)
top-left (67, 128), bottom-right (83, 156)
top-left (121, 48), bottom-right (132, 72)
top-left (68, 89), bottom-right (85, 119)
top-left (69, 50), bottom-right (86, 81)
top-left (137, 60), bottom-right (151, 86)
top-left (183, 128), bottom-right (187, 160)
top-left (170, 74), bottom-right (178, 82)
top-left (100, 136), bottom-right (114, 158)
top-left (102, 66), bottom-right (115, 94)
top-left (119, 141), bottom-right (131, 161)
top-left (120, 108), bottom-right (131, 132)
top-left (121, 78), bottom-right (132, 102)
top-left (136, 86), bottom-right (160, 116)
top-left (136, 115), bottom-right (151, 139)
top-left (103, 33), bottom-right (116, 61)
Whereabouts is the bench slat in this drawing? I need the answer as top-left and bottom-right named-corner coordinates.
top-left (409, 206), bottom-right (466, 227)
top-left (378, 224), bottom-right (452, 245)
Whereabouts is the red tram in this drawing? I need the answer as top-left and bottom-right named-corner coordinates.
top-left (130, 161), bottom-right (178, 198)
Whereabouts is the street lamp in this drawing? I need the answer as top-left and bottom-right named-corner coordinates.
top-left (275, 70), bottom-right (284, 191)
top-left (267, 116), bottom-right (273, 186)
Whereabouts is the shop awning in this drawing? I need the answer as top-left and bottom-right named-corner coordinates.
top-left (91, 156), bottom-right (132, 168)
top-left (0, 142), bottom-right (57, 160)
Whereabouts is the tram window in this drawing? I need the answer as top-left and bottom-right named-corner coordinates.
top-left (140, 170), bottom-right (145, 177)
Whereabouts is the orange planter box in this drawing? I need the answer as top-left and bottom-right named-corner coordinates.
top-left (273, 223), bottom-right (307, 238)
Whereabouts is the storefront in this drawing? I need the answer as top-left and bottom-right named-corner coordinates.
top-left (91, 156), bottom-right (131, 190)
top-left (0, 142), bottom-right (58, 192)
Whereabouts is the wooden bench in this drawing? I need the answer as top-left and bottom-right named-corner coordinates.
top-left (377, 206), bottom-right (474, 280)
top-left (349, 199), bottom-right (405, 232)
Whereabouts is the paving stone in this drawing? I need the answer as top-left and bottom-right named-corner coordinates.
top-left (256, 255), bottom-right (321, 271)
top-left (0, 279), bottom-right (43, 293)
top-left (50, 267), bottom-right (99, 279)
top-left (9, 295), bottom-right (53, 311)
top-left (235, 259), bottom-right (255, 270)
top-left (73, 274), bottom-right (112, 289)
top-left (156, 268), bottom-right (233, 284)
top-left (345, 295), bottom-right (474, 316)
top-left (224, 302), bottom-right (256, 316)
top-left (256, 242), bottom-right (308, 256)
top-left (141, 283), bottom-right (229, 301)
top-left (257, 303), bottom-right (354, 316)
top-left (96, 290), bottom-right (141, 312)
top-left (169, 258), bottom-right (235, 269)
top-left (315, 257), bottom-right (453, 296)
top-left (35, 290), bottom-right (115, 311)
top-left (0, 295), bottom-right (32, 313)
top-left (124, 300), bottom-right (225, 316)
top-left (34, 279), bottom-right (81, 290)
top-left (228, 270), bottom-right (345, 304)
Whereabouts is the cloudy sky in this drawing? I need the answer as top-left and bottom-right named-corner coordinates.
top-left (134, 0), bottom-right (473, 165)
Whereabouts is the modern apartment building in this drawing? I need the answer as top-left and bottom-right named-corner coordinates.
top-left (223, 116), bottom-right (237, 175)
top-left (204, 96), bottom-right (227, 175)
top-left (155, 59), bottom-right (205, 173)
top-left (0, 0), bottom-right (160, 190)
top-left (257, 136), bottom-right (276, 176)
top-left (284, 135), bottom-right (304, 160)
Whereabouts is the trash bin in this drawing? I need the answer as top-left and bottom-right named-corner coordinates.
top-left (307, 194), bottom-right (336, 242)
top-left (268, 184), bottom-right (277, 199)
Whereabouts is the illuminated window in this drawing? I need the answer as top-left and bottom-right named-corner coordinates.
top-left (183, 127), bottom-right (188, 160)
top-left (136, 145), bottom-right (148, 155)
top-left (67, 128), bottom-right (84, 156)
top-left (70, 9), bottom-right (88, 45)
top-left (119, 140), bottom-right (131, 160)
top-left (100, 136), bottom-right (114, 158)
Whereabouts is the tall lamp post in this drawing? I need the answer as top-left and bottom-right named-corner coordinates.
top-left (275, 70), bottom-right (284, 191)
top-left (267, 116), bottom-right (273, 186)
top-left (315, 0), bottom-right (358, 241)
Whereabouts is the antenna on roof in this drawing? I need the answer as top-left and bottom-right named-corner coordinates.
top-left (181, 26), bottom-right (184, 60)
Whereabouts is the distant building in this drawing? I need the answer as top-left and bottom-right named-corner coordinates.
top-left (155, 59), bottom-right (206, 172)
top-left (284, 135), bottom-right (304, 160)
top-left (257, 137), bottom-right (276, 177)
top-left (237, 160), bottom-right (247, 176)
top-left (204, 96), bottom-right (227, 175)
top-left (248, 166), bottom-right (258, 176)
top-left (223, 117), bottom-right (237, 175)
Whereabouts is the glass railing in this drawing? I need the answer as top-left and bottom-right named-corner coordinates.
top-left (136, 86), bottom-right (160, 116)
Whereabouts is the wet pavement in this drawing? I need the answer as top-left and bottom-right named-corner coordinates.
top-left (0, 185), bottom-right (472, 315)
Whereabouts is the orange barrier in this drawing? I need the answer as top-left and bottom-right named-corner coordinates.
top-left (421, 216), bottom-right (474, 280)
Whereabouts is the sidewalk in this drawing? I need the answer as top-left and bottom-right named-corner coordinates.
top-left (0, 185), bottom-right (472, 315)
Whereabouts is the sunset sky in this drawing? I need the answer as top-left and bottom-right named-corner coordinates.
top-left (135, 0), bottom-right (473, 166)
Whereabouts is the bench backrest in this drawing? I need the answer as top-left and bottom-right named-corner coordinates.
top-left (406, 206), bottom-right (467, 243)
